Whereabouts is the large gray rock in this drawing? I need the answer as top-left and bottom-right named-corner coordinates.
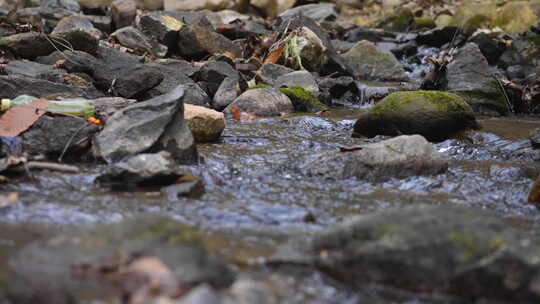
top-left (0, 75), bottom-right (103, 99)
top-left (224, 87), bottom-right (294, 117)
top-left (342, 40), bottom-right (409, 82)
top-left (93, 85), bottom-right (196, 163)
top-left (213, 76), bottom-right (241, 110)
top-left (51, 15), bottom-right (102, 39)
top-left (256, 63), bottom-right (294, 86)
top-left (96, 151), bottom-right (179, 187)
top-left (301, 135), bottom-right (447, 181)
top-left (447, 43), bottom-right (508, 114)
top-left (111, 26), bottom-right (167, 57)
top-left (274, 70), bottom-right (319, 93)
top-left (177, 24), bottom-right (242, 60)
top-left (4, 60), bottom-right (66, 82)
top-left (111, 0), bottom-right (136, 29)
top-left (7, 217), bottom-right (235, 304)
top-left (307, 204), bottom-right (540, 302)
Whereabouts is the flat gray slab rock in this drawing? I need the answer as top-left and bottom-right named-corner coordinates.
top-left (301, 135), bottom-right (447, 181)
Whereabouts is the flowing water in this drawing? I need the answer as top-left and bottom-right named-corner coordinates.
top-left (1, 109), bottom-right (540, 303)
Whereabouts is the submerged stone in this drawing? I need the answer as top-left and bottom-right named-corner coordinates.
top-left (353, 90), bottom-right (480, 142)
top-left (279, 86), bottom-right (326, 113)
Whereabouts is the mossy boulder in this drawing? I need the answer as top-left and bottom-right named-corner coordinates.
top-left (279, 86), bottom-right (327, 112)
top-left (353, 90), bottom-right (480, 142)
top-left (376, 8), bottom-right (414, 32)
top-left (342, 40), bottom-right (409, 82)
top-left (493, 1), bottom-right (537, 35)
top-left (306, 204), bottom-right (540, 302)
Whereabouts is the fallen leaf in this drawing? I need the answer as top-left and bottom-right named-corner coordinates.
top-left (0, 99), bottom-right (48, 137)
top-left (230, 104), bottom-right (263, 122)
top-left (264, 44), bottom-right (284, 64)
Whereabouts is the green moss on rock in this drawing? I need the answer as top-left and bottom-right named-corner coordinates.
top-left (413, 17), bottom-right (436, 30)
top-left (369, 90), bottom-right (472, 116)
top-left (279, 86), bottom-right (327, 112)
top-left (246, 83), bottom-right (271, 91)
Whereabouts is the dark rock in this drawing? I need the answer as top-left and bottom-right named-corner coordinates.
top-left (90, 46), bottom-right (162, 98)
top-left (470, 33), bottom-right (506, 65)
top-left (530, 127), bottom-right (540, 148)
top-left (193, 61), bottom-right (239, 98)
top-left (342, 40), bottom-right (409, 82)
top-left (94, 86), bottom-right (196, 163)
top-left (355, 82), bottom-right (406, 103)
top-left (36, 50), bottom-right (99, 74)
top-left (416, 26), bottom-right (461, 48)
top-left (111, 26), bottom-right (167, 57)
top-left (0, 32), bottom-right (55, 59)
top-left (177, 24), bottom-right (242, 61)
top-left (97, 151), bottom-right (180, 187)
top-left (376, 40), bottom-right (417, 59)
top-left (331, 39), bottom-right (355, 53)
top-left (279, 4), bottom-right (338, 22)
top-left (344, 26), bottom-right (395, 43)
top-left (301, 135), bottom-right (447, 181)
top-left (316, 76), bottom-right (356, 99)
top-left (275, 14), bottom-right (353, 77)
top-left (51, 29), bottom-right (100, 55)
top-left (176, 284), bottom-right (220, 304)
top-left (308, 204), bottom-right (540, 302)
top-left (111, 0), bottom-right (136, 29)
top-left (4, 60), bottom-right (66, 82)
top-left (51, 15), bottom-right (102, 39)
top-left (256, 63), bottom-right (294, 86)
top-left (376, 8), bottom-right (414, 32)
top-left (0, 75), bottom-right (103, 99)
top-left (7, 216), bottom-right (235, 304)
top-left (144, 60), bottom-right (202, 99)
top-left (446, 43), bottom-right (508, 114)
top-left (21, 116), bottom-right (99, 157)
top-left (224, 87), bottom-right (294, 117)
top-left (506, 65), bottom-right (526, 80)
top-left (274, 70), bottom-right (319, 93)
top-left (138, 11), bottom-right (213, 50)
top-left (213, 76), bottom-right (241, 110)
top-left (83, 15), bottom-right (112, 34)
top-left (353, 91), bottom-right (480, 142)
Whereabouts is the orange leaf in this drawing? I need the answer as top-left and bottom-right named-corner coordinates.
top-left (0, 99), bottom-right (48, 137)
top-left (230, 104), bottom-right (263, 122)
top-left (264, 44), bottom-right (284, 64)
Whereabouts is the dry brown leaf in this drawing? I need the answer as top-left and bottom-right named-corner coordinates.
top-left (0, 99), bottom-right (48, 137)
top-left (231, 104), bottom-right (263, 122)
top-left (264, 44), bottom-right (284, 64)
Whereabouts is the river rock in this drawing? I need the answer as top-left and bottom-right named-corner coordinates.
top-left (111, 26), bottom-right (167, 57)
top-left (494, 1), bottom-right (537, 35)
top-left (301, 135), bottom-right (447, 181)
top-left (20, 115), bottom-right (99, 157)
top-left (193, 61), bottom-right (240, 98)
top-left (51, 15), bottom-right (102, 40)
top-left (274, 70), bottom-right (319, 94)
top-left (530, 127), bottom-right (540, 149)
top-left (308, 204), bottom-right (540, 302)
top-left (276, 14), bottom-right (353, 77)
top-left (5, 60), bottom-right (66, 82)
top-left (469, 32), bottom-right (506, 65)
top-left (97, 151), bottom-right (180, 187)
top-left (111, 0), bottom-right (136, 29)
top-left (0, 32), bottom-right (55, 58)
top-left (225, 87), bottom-right (294, 117)
top-left (93, 85), bottom-right (193, 162)
top-left (279, 3), bottom-right (337, 21)
top-left (281, 26), bottom-right (327, 73)
top-left (52, 28), bottom-right (100, 56)
top-left (185, 104), bottom-right (225, 143)
top-left (177, 24), bottom-right (242, 60)
top-left (342, 40), bottom-right (409, 82)
top-left (213, 76), bottom-right (241, 110)
top-left (416, 26), bottom-right (460, 48)
top-left (40, 0), bottom-right (81, 17)
top-left (446, 43), bottom-right (508, 114)
top-left (7, 216), bottom-right (235, 304)
top-left (0, 75), bottom-right (103, 99)
top-left (353, 91), bottom-right (480, 142)
top-left (256, 63), bottom-right (294, 86)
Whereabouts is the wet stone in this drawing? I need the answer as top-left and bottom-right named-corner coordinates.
top-left (0, 75), bottom-right (103, 99)
top-left (256, 63), bottom-right (295, 86)
top-left (177, 24), bottom-right (242, 61)
top-left (111, 0), bottom-right (136, 29)
top-left (301, 135), bottom-right (448, 181)
top-left (225, 87), bottom-right (294, 117)
top-left (279, 3), bottom-right (337, 22)
top-left (97, 151), bottom-right (179, 187)
top-left (111, 26), bottom-right (167, 57)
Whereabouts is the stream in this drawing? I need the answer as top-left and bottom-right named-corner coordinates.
top-left (1, 108), bottom-right (540, 303)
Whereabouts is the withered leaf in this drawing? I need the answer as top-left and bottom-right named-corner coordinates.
top-left (264, 44), bottom-right (284, 64)
top-left (231, 104), bottom-right (263, 122)
top-left (0, 99), bottom-right (47, 137)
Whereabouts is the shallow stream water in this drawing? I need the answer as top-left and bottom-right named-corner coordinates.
top-left (2, 109), bottom-right (540, 303)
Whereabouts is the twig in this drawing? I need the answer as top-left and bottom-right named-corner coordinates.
top-left (26, 161), bottom-right (80, 173)
top-left (58, 123), bottom-right (89, 163)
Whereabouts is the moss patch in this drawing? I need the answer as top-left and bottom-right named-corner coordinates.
top-left (246, 83), bottom-right (271, 91)
top-left (279, 86), bottom-right (327, 112)
top-left (369, 91), bottom-right (472, 116)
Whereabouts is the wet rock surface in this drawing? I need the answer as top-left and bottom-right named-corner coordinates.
top-left (4, 0), bottom-right (540, 303)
